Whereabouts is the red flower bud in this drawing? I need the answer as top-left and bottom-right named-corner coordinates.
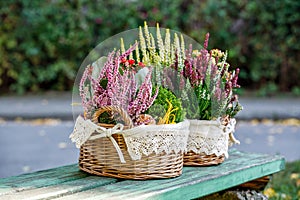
top-left (121, 57), bottom-right (127, 64)
top-left (128, 59), bottom-right (135, 65)
top-left (138, 62), bottom-right (145, 67)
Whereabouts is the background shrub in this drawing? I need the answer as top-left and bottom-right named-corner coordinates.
top-left (0, 0), bottom-right (299, 95)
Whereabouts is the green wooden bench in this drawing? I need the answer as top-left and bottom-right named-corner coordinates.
top-left (0, 149), bottom-right (285, 200)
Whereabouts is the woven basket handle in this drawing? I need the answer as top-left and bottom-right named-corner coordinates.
top-left (92, 105), bottom-right (133, 128)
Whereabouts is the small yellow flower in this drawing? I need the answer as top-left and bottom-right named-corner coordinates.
top-left (192, 50), bottom-right (200, 57)
top-left (264, 187), bottom-right (276, 198)
top-left (211, 49), bottom-right (225, 59)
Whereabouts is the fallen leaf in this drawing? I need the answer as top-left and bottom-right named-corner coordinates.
top-left (30, 118), bottom-right (61, 126)
top-left (262, 118), bottom-right (274, 125)
top-left (280, 118), bottom-right (300, 126)
top-left (250, 119), bottom-right (259, 125)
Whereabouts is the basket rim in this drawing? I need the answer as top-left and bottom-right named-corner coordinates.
top-left (93, 120), bottom-right (190, 137)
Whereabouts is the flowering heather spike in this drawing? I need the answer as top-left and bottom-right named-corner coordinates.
top-left (186, 44), bottom-right (192, 58)
top-left (174, 33), bottom-right (182, 70)
top-left (120, 38), bottom-right (125, 54)
top-left (156, 23), bottom-right (165, 63)
top-left (165, 29), bottom-right (171, 65)
top-left (179, 70), bottom-right (186, 90)
top-left (204, 33), bottom-right (210, 49)
top-left (155, 62), bottom-right (162, 86)
top-left (225, 81), bottom-right (233, 99)
top-left (162, 68), bottom-right (174, 91)
top-left (120, 42), bottom-right (138, 61)
top-left (129, 44), bottom-right (133, 60)
top-left (115, 70), bottom-right (136, 109)
top-left (171, 45), bottom-right (175, 65)
top-left (139, 26), bottom-right (148, 63)
top-left (80, 64), bottom-right (93, 114)
top-left (174, 33), bottom-right (180, 51)
top-left (150, 34), bottom-right (156, 60)
top-left (135, 40), bottom-right (140, 62)
top-left (144, 21), bottom-right (152, 51)
top-left (180, 34), bottom-right (186, 60)
top-left (129, 72), bottom-right (137, 101)
top-left (127, 67), bottom-right (158, 120)
top-left (98, 51), bottom-right (115, 80)
top-left (232, 68), bottom-right (240, 88)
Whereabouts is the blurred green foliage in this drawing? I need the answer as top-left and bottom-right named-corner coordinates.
top-left (0, 0), bottom-right (299, 95)
top-left (264, 160), bottom-right (300, 199)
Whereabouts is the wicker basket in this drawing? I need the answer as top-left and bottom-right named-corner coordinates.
top-left (184, 152), bottom-right (225, 166)
top-left (183, 118), bottom-right (237, 166)
top-left (78, 105), bottom-right (187, 179)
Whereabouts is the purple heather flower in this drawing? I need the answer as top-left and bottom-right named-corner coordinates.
top-left (232, 68), bottom-right (240, 88)
top-left (79, 44), bottom-right (158, 124)
top-left (127, 68), bottom-right (158, 122)
top-left (204, 33), bottom-right (210, 49)
top-left (79, 64), bottom-right (94, 117)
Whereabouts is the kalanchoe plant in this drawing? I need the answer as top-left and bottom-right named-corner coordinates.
top-left (79, 43), bottom-right (158, 125)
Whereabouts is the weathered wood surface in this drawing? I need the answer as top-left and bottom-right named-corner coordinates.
top-left (0, 149), bottom-right (285, 200)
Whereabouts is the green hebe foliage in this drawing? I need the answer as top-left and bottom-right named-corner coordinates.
top-left (149, 86), bottom-right (184, 123)
top-left (0, 0), bottom-right (299, 95)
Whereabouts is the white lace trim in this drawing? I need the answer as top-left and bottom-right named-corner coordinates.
top-left (70, 116), bottom-right (189, 162)
top-left (186, 118), bottom-right (238, 158)
top-left (69, 116), bottom-right (99, 148)
top-left (122, 120), bottom-right (190, 160)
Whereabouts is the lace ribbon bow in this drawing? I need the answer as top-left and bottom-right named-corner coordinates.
top-left (69, 115), bottom-right (126, 163)
top-left (223, 118), bottom-right (240, 145)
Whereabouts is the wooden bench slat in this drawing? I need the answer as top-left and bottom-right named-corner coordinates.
top-left (0, 165), bottom-right (89, 196)
top-left (56, 150), bottom-right (284, 200)
top-left (0, 165), bottom-right (80, 185)
top-left (0, 149), bottom-right (285, 200)
top-left (0, 176), bottom-right (117, 200)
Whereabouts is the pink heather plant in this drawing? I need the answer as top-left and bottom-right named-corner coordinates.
top-left (79, 44), bottom-right (158, 124)
top-left (128, 67), bottom-right (158, 122)
top-left (181, 33), bottom-right (242, 120)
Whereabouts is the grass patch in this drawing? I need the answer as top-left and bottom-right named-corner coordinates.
top-left (264, 160), bottom-right (300, 200)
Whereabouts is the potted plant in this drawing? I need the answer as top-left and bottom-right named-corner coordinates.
top-left (70, 28), bottom-right (189, 179)
top-left (181, 33), bottom-right (242, 166)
